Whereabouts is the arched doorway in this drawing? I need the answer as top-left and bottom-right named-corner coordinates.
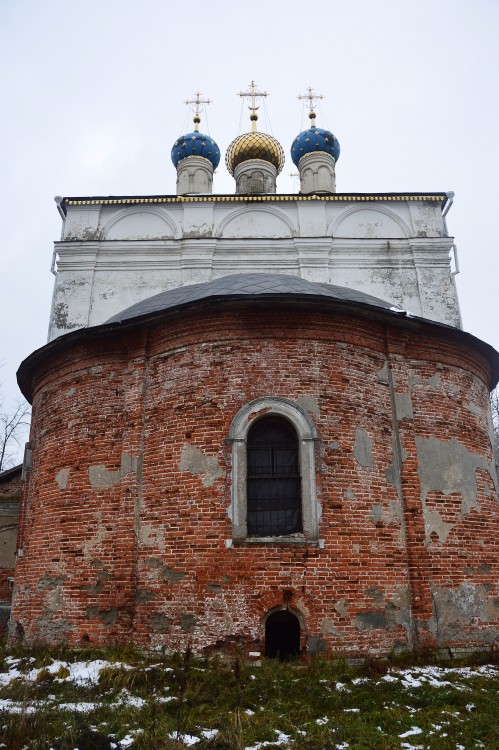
top-left (265, 610), bottom-right (301, 659)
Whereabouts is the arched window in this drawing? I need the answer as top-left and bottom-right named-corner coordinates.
top-left (247, 417), bottom-right (302, 536)
top-left (227, 397), bottom-right (321, 542)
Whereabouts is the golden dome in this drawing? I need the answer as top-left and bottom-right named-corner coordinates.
top-left (225, 131), bottom-right (285, 176)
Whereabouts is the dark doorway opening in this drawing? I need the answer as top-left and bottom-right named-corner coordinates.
top-left (265, 610), bottom-right (300, 659)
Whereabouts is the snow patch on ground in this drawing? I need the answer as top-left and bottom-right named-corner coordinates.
top-left (399, 726), bottom-right (423, 738)
top-left (246, 730), bottom-right (291, 748)
top-left (0, 657), bottom-right (132, 687)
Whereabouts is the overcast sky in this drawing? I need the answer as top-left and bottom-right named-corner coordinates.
top-left (1, 0), bottom-right (498, 458)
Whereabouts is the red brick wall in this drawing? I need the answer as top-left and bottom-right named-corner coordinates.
top-left (11, 304), bottom-right (499, 655)
top-left (0, 467), bottom-right (22, 498)
top-left (0, 467), bottom-right (21, 607)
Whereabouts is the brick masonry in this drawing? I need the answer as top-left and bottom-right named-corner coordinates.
top-left (11, 301), bottom-right (499, 655)
top-left (0, 466), bottom-right (22, 618)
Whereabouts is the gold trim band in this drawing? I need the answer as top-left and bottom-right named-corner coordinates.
top-left (65, 194), bottom-right (446, 206)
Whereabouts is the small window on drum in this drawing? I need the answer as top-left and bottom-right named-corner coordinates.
top-left (247, 417), bottom-right (302, 536)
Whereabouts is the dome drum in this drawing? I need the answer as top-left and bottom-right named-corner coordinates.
top-left (297, 151), bottom-right (336, 194)
top-left (234, 159), bottom-right (278, 194)
top-left (176, 155), bottom-right (214, 195)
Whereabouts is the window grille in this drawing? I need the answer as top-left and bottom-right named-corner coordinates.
top-left (246, 416), bottom-right (302, 536)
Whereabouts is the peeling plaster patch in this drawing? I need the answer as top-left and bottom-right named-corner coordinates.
top-left (180, 444), bottom-right (223, 487)
top-left (296, 395), bottom-right (320, 417)
top-left (425, 509), bottom-right (454, 543)
top-left (321, 618), bottom-right (341, 636)
top-left (432, 582), bottom-right (498, 643)
top-left (308, 636), bottom-right (327, 653)
top-left (37, 573), bottom-right (67, 591)
top-left (80, 563), bottom-right (109, 593)
top-left (370, 504), bottom-right (383, 523)
top-left (139, 524), bottom-right (165, 552)
top-left (351, 543), bottom-right (360, 554)
top-left (66, 388), bottom-right (76, 397)
top-left (377, 361), bottom-right (389, 385)
top-left (52, 302), bottom-right (79, 331)
top-left (180, 613), bottom-right (197, 632)
top-left (409, 373), bottom-right (440, 389)
top-left (86, 606), bottom-right (117, 626)
top-left (295, 598), bottom-right (310, 618)
top-left (121, 452), bottom-right (139, 475)
top-left (335, 599), bottom-right (349, 618)
top-left (468, 402), bottom-right (483, 416)
top-left (55, 468), bottom-right (70, 489)
top-left (327, 442), bottom-right (339, 451)
top-left (354, 429), bottom-right (373, 468)
top-left (83, 514), bottom-right (107, 555)
top-left (343, 488), bottom-right (355, 501)
top-left (394, 392), bottom-right (413, 420)
top-left (386, 463), bottom-right (397, 486)
top-left (136, 589), bottom-right (156, 604)
top-left (35, 616), bottom-right (71, 644)
top-left (386, 434), bottom-right (408, 494)
top-left (354, 586), bottom-right (411, 636)
top-left (416, 437), bottom-right (498, 521)
top-left (149, 613), bottom-right (171, 632)
top-left (182, 227), bottom-right (213, 239)
top-left (390, 586), bottom-right (412, 634)
top-left (388, 501), bottom-right (403, 522)
top-left (478, 564), bottom-right (492, 574)
top-left (89, 465), bottom-right (120, 489)
top-left (89, 452), bottom-right (140, 489)
top-left (144, 558), bottom-right (186, 582)
top-left (434, 582), bottom-right (489, 620)
top-left (44, 586), bottom-right (65, 612)
top-left (353, 610), bottom-right (388, 630)
top-left (366, 586), bottom-right (384, 605)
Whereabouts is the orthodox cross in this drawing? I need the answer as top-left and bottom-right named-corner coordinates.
top-left (184, 91), bottom-right (212, 132)
top-left (239, 80), bottom-right (268, 131)
top-left (298, 86), bottom-right (324, 127)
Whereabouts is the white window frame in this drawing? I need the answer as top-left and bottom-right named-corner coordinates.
top-left (226, 397), bottom-right (321, 543)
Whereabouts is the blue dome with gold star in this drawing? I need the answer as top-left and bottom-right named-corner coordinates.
top-left (171, 132), bottom-right (221, 170)
top-left (291, 127), bottom-right (340, 167)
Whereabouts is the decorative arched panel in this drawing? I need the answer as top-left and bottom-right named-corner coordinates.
top-left (101, 207), bottom-right (180, 240)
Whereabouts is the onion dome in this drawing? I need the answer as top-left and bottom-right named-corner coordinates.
top-left (291, 126), bottom-right (340, 168)
top-left (225, 131), bottom-right (285, 176)
top-left (171, 131), bottom-right (220, 170)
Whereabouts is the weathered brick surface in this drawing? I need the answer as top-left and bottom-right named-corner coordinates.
top-left (0, 467), bottom-right (22, 498)
top-left (0, 467), bottom-right (22, 606)
top-left (11, 303), bottom-right (499, 655)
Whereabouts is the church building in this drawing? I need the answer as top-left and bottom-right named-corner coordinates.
top-left (11, 86), bottom-right (499, 658)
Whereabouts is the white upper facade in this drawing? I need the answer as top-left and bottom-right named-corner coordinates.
top-left (48, 192), bottom-right (459, 341)
top-left (48, 86), bottom-right (460, 340)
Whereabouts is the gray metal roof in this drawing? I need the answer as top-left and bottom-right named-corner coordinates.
top-left (107, 273), bottom-right (395, 324)
top-left (17, 273), bottom-right (499, 402)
